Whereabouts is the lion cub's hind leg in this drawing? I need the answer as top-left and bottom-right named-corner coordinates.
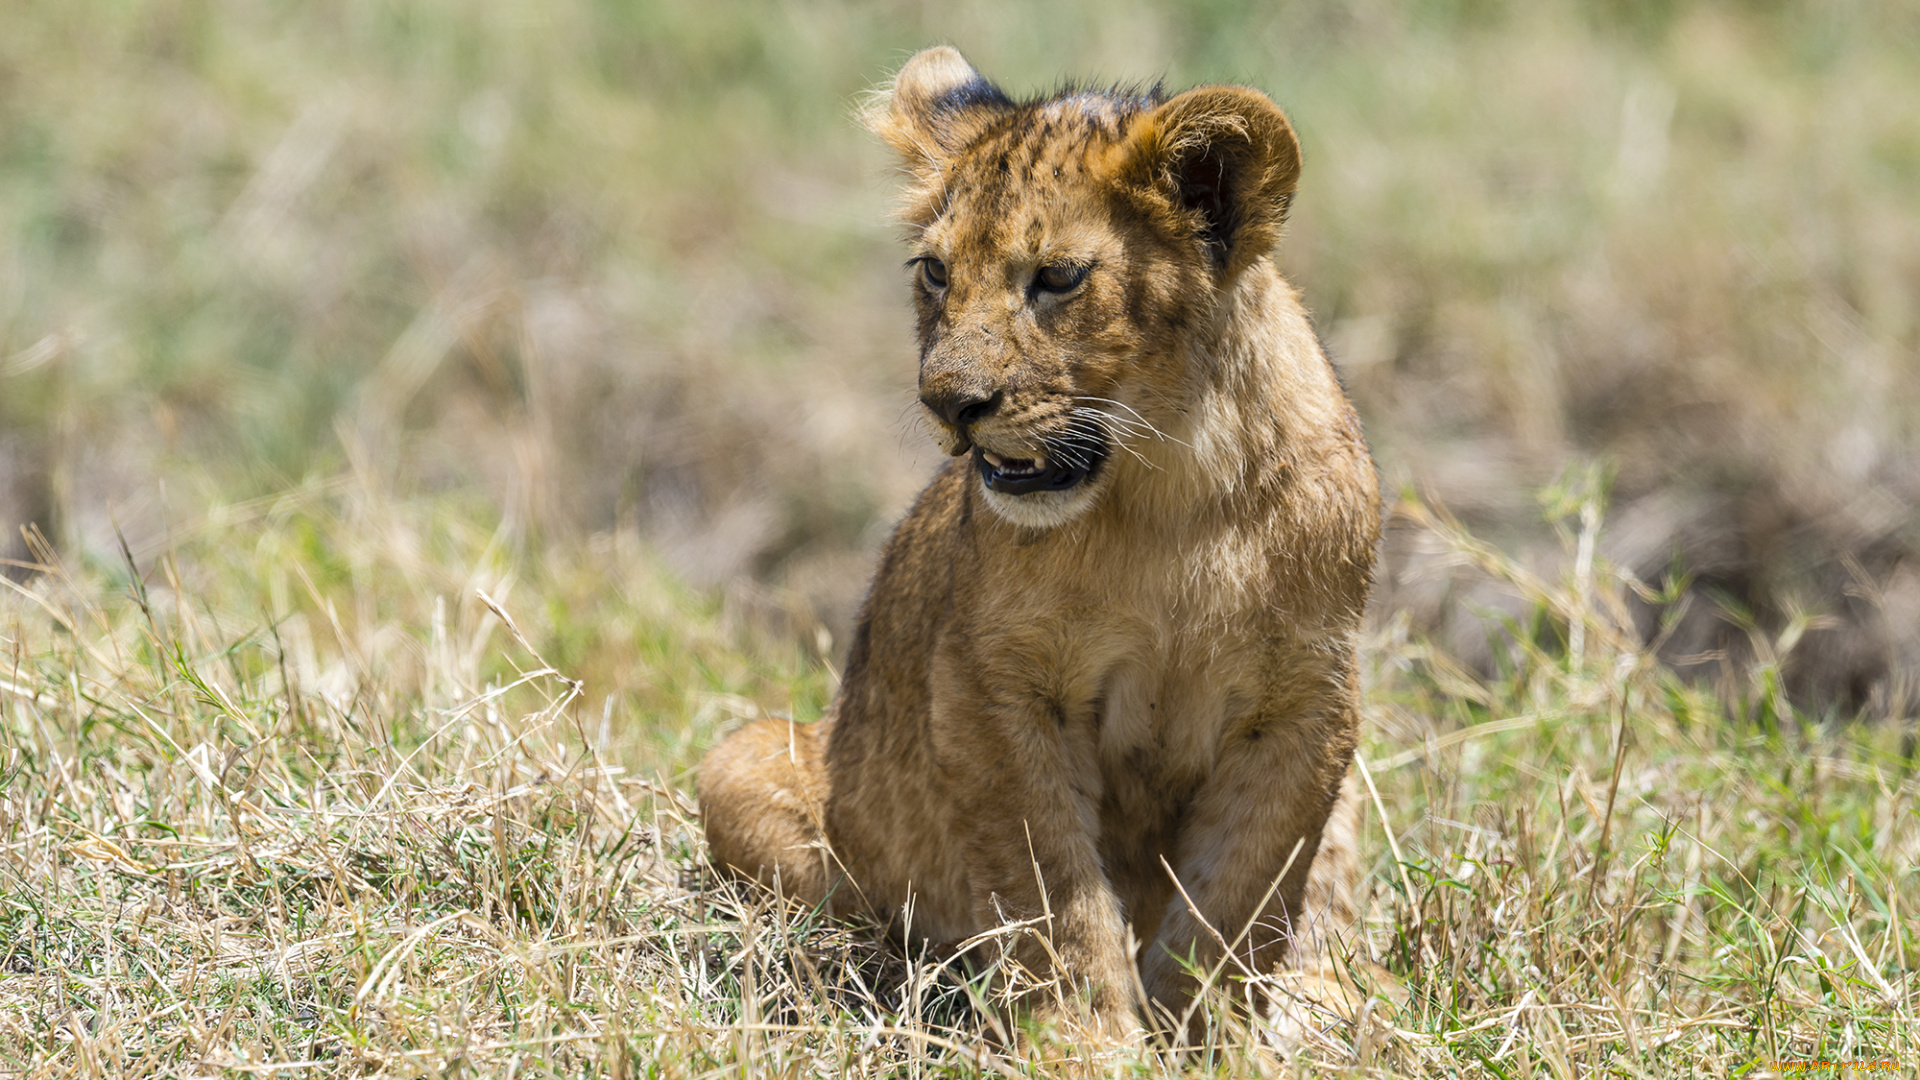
top-left (698, 716), bottom-right (833, 906)
top-left (1269, 779), bottom-right (1406, 1053)
top-left (1294, 773), bottom-right (1361, 968)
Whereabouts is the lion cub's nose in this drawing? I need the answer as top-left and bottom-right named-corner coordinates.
top-left (920, 386), bottom-right (1002, 430)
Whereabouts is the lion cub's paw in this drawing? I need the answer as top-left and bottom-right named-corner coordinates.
top-left (1261, 958), bottom-right (1407, 1062)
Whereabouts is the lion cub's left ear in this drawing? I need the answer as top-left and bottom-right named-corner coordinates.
top-left (1122, 86), bottom-right (1303, 277)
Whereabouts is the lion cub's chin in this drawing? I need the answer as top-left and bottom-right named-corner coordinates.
top-left (979, 479), bottom-right (1104, 530)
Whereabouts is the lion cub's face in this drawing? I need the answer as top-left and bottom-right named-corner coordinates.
top-left (869, 48), bottom-right (1302, 529)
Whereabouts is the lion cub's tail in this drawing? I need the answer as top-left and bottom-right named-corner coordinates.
top-left (698, 716), bottom-right (834, 906)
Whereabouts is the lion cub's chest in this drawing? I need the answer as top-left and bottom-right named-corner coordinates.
top-left (978, 509), bottom-right (1284, 822)
top-left (1084, 649), bottom-right (1263, 918)
top-left (1092, 647), bottom-right (1261, 806)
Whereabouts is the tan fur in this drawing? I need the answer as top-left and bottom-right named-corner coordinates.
top-left (700, 47), bottom-right (1380, 1038)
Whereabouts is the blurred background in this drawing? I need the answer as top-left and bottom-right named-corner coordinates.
top-left (3, 0), bottom-right (1918, 720)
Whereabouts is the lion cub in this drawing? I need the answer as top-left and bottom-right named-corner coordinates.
top-left (700, 47), bottom-right (1380, 1036)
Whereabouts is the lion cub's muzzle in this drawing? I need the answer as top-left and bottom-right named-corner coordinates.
top-left (972, 427), bottom-right (1109, 495)
top-left (921, 379), bottom-right (1111, 496)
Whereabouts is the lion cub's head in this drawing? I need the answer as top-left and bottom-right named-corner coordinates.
top-left (868, 46), bottom-right (1303, 529)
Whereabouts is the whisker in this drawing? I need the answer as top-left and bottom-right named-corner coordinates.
top-left (1072, 395), bottom-right (1192, 449)
top-left (1068, 411), bottom-right (1153, 459)
top-left (1073, 409), bottom-right (1154, 441)
top-left (1058, 409), bottom-right (1157, 471)
top-left (1073, 414), bottom-right (1144, 440)
top-left (1051, 438), bottom-right (1093, 468)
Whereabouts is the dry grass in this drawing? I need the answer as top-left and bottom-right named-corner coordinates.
top-left (2, 476), bottom-right (1914, 1077)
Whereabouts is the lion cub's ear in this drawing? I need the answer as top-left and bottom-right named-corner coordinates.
top-left (867, 46), bottom-right (1012, 173)
top-left (1122, 86), bottom-right (1303, 277)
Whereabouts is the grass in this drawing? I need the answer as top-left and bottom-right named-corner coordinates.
top-left (2, 476), bottom-right (1914, 1077)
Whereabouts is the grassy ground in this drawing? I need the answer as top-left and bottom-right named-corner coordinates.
top-left (3, 479), bottom-right (1914, 1077)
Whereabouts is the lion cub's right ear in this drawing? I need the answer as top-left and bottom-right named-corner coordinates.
top-left (866, 46), bottom-right (1012, 174)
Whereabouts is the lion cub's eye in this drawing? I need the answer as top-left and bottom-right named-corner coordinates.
top-left (1034, 263), bottom-right (1089, 294)
top-left (917, 257), bottom-right (949, 290)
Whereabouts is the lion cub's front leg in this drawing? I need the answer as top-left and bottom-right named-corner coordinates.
top-left (929, 651), bottom-right (1140, 1036)
top-left (1138, 687), bottom-right (1361, 1027)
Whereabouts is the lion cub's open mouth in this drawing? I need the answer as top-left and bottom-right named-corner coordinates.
top-left (974, 432), bottom-right (1109, 496)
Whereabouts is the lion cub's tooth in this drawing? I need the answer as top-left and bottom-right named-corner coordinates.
top-left (983, 451), bottom-right (1007, 468)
